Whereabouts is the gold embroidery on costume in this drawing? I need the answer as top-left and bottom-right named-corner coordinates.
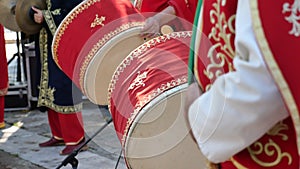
top-left (251, 0), bottom-right (300, 156)
top-left (37, 29), bottom-right (82, 113)
top-left (283, 0), bottom-right (300, 37)
top-left (42, 10), bottom-right (57, 36)
top-left (247, 122), bottom-right (292, 167)
top-left (51, 8), bottom-right (61, 15)
top-left (90, 14), bottom-right (106, 28)
top-left (267, 121), bottom-right (289, 141)
top-left (204, 0), bottom-right (235, 90)
top-left (128, 71), bottom-right (148, 90)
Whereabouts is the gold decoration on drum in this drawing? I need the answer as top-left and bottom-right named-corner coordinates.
top-left (204, 0), bottom-right (235, 91)
top-left (107, 32), bottom-right (192, 146)
top-left (52, 0), bottom-right (101, 65)
top-left (247, 121), bottom-right (292, 167)
top-left (90, 14), bottom-right (105, 28)
top-left (128, 71), bottom-right (148, 90)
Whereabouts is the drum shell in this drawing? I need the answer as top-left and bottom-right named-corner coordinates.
top-left (52, 0), bottom-right (145, 105)
top-left (109, 31), bottom-right (208, 168)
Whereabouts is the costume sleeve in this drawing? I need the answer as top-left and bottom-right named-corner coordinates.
top-left (168, 0), bottom-right (197, 23)
top-left (188, 0), bottom-right (289, 163)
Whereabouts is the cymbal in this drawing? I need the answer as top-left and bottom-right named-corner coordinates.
top-left (0, 0), bottom-right (21, 31)
top-left (15, 0), bottom-right (46, 35)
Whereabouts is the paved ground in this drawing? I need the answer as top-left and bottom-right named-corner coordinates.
top-left (1, 101), bottom-right (127, 169)
top-left (2, 29), bottom-right (127, 169)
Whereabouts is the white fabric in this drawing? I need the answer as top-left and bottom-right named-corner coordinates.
top-left (188, 0), bottom-right (289, 163)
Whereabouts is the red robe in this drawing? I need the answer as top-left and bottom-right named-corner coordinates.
top-left (192, 0), bottom-right (300, 168)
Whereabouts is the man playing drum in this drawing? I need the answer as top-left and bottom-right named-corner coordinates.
top-left (31, 0), bottom-right (88, 155)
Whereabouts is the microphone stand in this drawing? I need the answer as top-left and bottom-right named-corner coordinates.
top-left (56, 118), bottom-right (113, 169)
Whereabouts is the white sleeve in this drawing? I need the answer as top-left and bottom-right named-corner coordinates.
top-left (188, 0), bottom-right (289, 163)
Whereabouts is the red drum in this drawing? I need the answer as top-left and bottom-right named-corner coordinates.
top-left (52, 0), bottom-right (146, 105)
top-left (108, 31), bottom-right (207, 168)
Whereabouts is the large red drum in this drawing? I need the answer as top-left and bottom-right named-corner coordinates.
top-left (108, 31), bottom-right (208, 168)
top-left (52, 0), bottom-right (145, 105)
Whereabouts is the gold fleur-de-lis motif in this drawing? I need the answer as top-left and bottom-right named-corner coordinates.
top-left (283, 0), bottom-right (300, 37)
top-left (128, 71), bottom-right (148, 90)
top-left (90, 14), bottom-right (106, 28)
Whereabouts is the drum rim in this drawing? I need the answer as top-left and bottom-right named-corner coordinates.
top-left (82, 25), bottom-right (144, 104)
top-left (123, 83), bottom-right (188, 164)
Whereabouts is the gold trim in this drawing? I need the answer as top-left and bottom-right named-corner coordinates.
top-left (247, 139), bottom-right (292, 167)
top-left (52, 0), bottom-right (101, 65)
top-left (231, 157), bottom-right (248, 169)
top-left (90, 14), bottom-right (106, 28)
top-left (37, 29), bottom-right (82, 113)
top-left (194, 0), bottom-right (236, 91)
top-left (204, 0), bottom-right (235, 91)
top-left (51, 8), bottom-right (61, 15)
top-left (78, 22), bottom-right (144, 92)
top-left (42, 10), bottom-right (57, 36)
top-left (250, 0), bottom-right (300, 155)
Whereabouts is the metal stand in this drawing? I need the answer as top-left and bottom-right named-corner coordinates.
top-left (5, 32), bottom-right (31, 111)
top-left (56, 118), bottom-right (113, 169)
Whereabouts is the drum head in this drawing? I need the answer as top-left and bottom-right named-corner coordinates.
top-left (83, 26), bottom-right (145, 105)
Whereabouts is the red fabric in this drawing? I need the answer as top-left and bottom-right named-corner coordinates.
top-left (53, 0), bottom-right (145, 92)
top-left (193, 0), bottom-right (299, 168)
top-left (231, 0), bottom-right (300, 168)
top-left (194, 0), bottom-right (237, 91)
top-left (0, 96), bottom-right (4, 123)
top-left (48, 109), bottom-right (84, 145)
top-left (232, 118), bottom-right (298, 168)
top-left (259, 0), bottom-right (300, 118)
top-left (0, 25), bottom-right (8, 93)
top-left (168, 0), bottom-right (198, 24)
top-left (109, 32), bottom-right (191, 143)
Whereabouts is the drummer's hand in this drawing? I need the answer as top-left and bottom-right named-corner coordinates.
top-left (140, 16), bottom-right (160, 39)
top-left (184, 82), bottom-right (203, 142)
top-left (32, 6), bottom-right (44, 24)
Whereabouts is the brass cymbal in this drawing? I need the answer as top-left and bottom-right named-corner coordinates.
top-left (0, 0), bottom-right (21, 31)
top-left (15, 0), bottom-right (46, 35)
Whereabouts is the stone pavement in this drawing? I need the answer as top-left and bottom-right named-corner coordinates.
top-left (0, 100), bottom-right (127, 169)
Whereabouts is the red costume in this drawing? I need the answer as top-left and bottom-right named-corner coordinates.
top-left (191, 0), bottom-right (300, 168)
top-left (0, 25), bottom-right (8, 128)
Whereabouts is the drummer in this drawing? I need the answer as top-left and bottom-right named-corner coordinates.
top-left (30, 0), bottom-right (88, 155)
